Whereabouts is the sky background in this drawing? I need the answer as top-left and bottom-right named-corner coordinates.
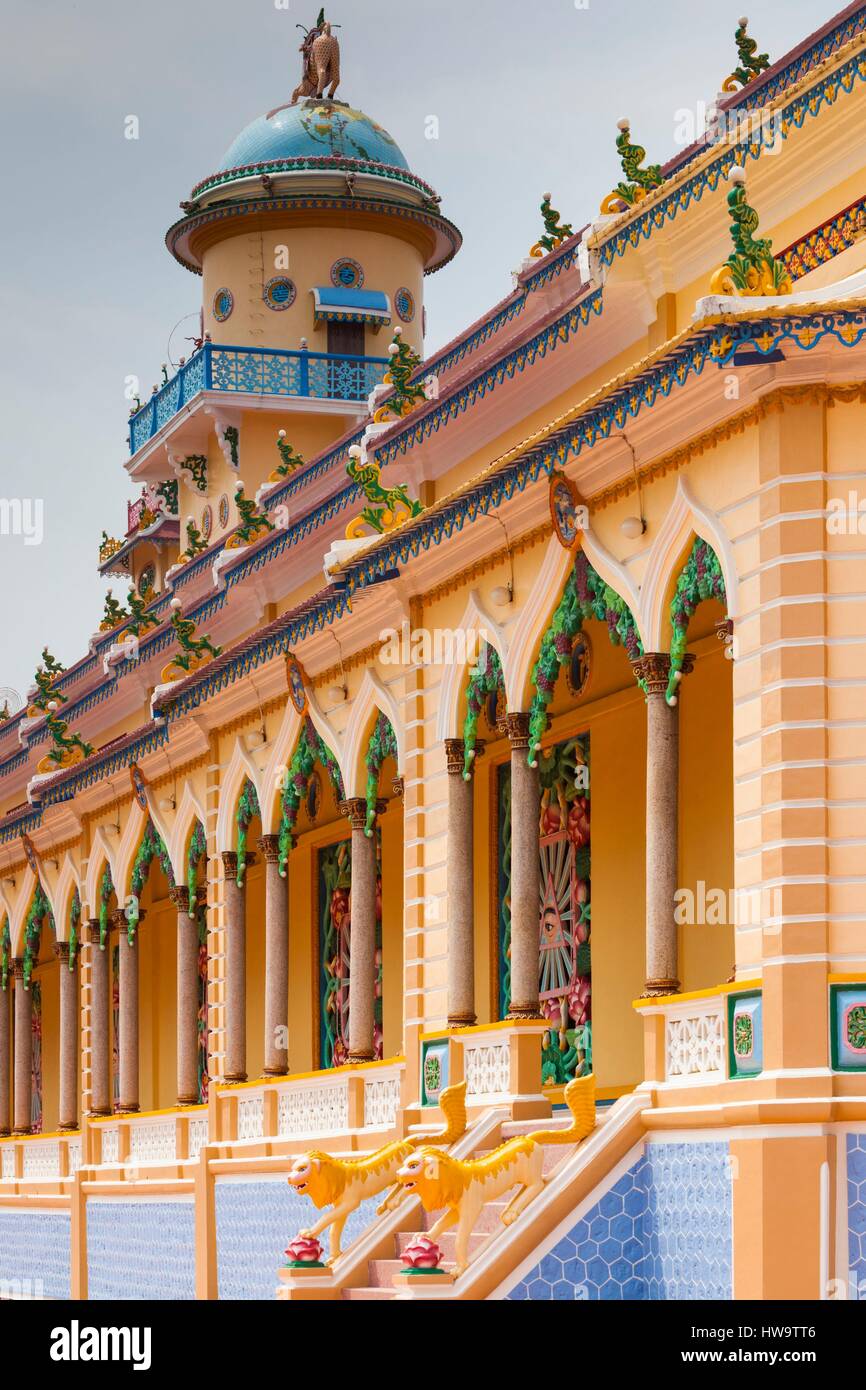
top-left (0, 0), bottom-right (835, 704)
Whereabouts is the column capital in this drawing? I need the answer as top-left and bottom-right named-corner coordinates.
top-left (85, 919), bottom-right (102, 947)
top-left (505, 712), bottom-right (531, 750)
top-left (168, 885), bottom-right (192, 914)
top-left (391, 776), bottom-right (404, 800)
top-left (631, 651), bottom-right (695, 696)
top-left (110, 908), bottom-right (145, 931)
top-left (445, 737), bottom-right (486, 775)
top-left (221, 850), bottom-right (256, 874)
top-left (54, 942), bottom-right (71, 965)
top-left (10, 959), bottom-right (25, 982)
top-left (340, 797), bottom-right (368, 830)
top-left (257, 835), bottom-right (281, 864)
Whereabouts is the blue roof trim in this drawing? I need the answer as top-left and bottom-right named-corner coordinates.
top-left (313, 287), bottom-right (391, 313)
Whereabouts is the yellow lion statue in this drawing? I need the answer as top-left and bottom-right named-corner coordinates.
top-left (396, 1074), bottom-right (596, 1276)
top-left (287, 1081), bottom-right (466, 1264)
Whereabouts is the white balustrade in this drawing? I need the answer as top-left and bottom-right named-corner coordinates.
top-left (0, 1144), bottom-right (14, 1180)
top-left (129, 1117), bottom-right (177, 1163)
top-left (187, 1114), bottom-right (209, 1161)
top-left (22, 1140), bottom-right (61, 1179)
top-left (277, 1079), bottom-right (350, 1137)
top-left (99, 1126), bottom-right (120, 1164)
top-left (665, 1005), bottom-right (726, 1081)
top-left (237, 1092), bottom-right (265, 1141)
top-left (463, 1035), bottom-right (512, 1099)
top-left (363, 1069), bottom-right (402, 1128)
top-left (67, 1138), bottom-right (83, 1175)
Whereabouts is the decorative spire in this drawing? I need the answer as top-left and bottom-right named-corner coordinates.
top-left (600, 120), bottom-right (664, 215)
top-left (160, 599), bottom-right (222, 684)
top-left (99, 530), bottom-right (123, 565)
top-left (722, 16), bottom-right (770, 92)
top-left (529, 194), bottom-right (574, 258)
top-left (709, 165), bottom-right (792, 297)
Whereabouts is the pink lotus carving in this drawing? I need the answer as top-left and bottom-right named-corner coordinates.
top-left (285, 1233), bottom-right (325, 1266)
top-left (401, 1235), bottom-right (444, 1271)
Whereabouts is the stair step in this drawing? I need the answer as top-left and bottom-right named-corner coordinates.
top-left (368, 1259), bottom-right (406, 1287)
top-left (341, 1287), bottom-right (397, 1301)
top-left (423, 1200), bottom-right (508, 1235)
top-left (396, 1228), bottom-right (488, 1257)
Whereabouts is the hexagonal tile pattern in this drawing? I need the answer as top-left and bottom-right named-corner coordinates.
top-left (506, 1141), bottom-right (732, 1300)
top-left (846, 1134), bottom-right (866, 1295)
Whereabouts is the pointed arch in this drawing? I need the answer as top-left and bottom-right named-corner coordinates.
top-left (168, 781), bottom-right (209, 885)
top-left (640, 476), bottom-right (738, 651)
top-left (436, 589), bottom-right (509, 743)
top-left (342, 670), bottom-right (405, 800)
top-left (260, 692), bottom-right (344, 834)
top-left (214, 738), bottom-right (266, 856)
top-left (7, 866), bottom-right (38, 957)
top-left (83, 825), bottom-right (119, 920)
top-left (50, 853), bottom-right (83, 944)
top-left (113, 801), bottom-right (149, 904)
top-left (504, 536), bottom-right (574, 713)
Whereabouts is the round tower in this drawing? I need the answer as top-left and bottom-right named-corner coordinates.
top-left (166, 16), bottom-right (460, 365)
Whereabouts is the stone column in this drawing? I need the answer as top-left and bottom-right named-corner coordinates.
top-left (12, 961), bottom-right (32, 1134)
top-left (259, 835), bottom-right (288, 1076)
top-left (86, 921), bottom-right (110, 1116)
top-left (445, 737), bottom-right (481, 1027)
top-left (0, 984), bottom-right (9, 1136)
top-left (171, 886), bottom-right (200, 1105)
top-left (632, 653), bottom-right (694, 995)
top-left (506, 714), bottom-right (543, 1019)
top-left (54, 943), bottom-right (78, 1131)
top-left (222, 851), bottom-right (253, 1083)
top-left (115, 910), bottom-right (140, 1113)
top-left (341, 799), bottom-right (377, 1063)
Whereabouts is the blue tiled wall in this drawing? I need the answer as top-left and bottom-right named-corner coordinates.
top-left (0, 1210), bottom-right (70, 1299)
top-left (507, 1141), bottom-right (733, 1301)
top-left (215, 1178), bottom-right (380, 1300)
top-left (87, 1199), bottom-right (196, 1300)
top-left (847, 1133), bottom-right (866, 1295)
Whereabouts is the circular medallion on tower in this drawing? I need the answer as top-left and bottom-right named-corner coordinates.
top-left (331, 258), bottom-right (365, 290)
top-left (213, 288), bottom-right (234, 322)
top-left (395, 287), bottom-right (416, 324)
top-left (263, 276), bottom-right (297, 311)
top-left (218, 493), bottom-right (230, 528)
top-left (201, 504), bottom-right (213, 540)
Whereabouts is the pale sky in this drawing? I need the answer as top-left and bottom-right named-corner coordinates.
top-left (0, 0), bottom-right (833, 704)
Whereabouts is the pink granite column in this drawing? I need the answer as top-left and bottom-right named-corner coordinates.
top-left (632, 653), bottom-right (695, 995)
top-left (12, 961), bottom-right (32, 1134)
top-left (0, 983), bottom-right (9, 1136)
top-left (115, 910), bottom-right (140, 1113)
top-left (171, 886), bottom-right (200, 1105)
top-left (445, 737), bottom-right (481, 1027)
top-left (222, 851), bottom-right (253, 1083)
top-left (506, 714), bottom-right (542, 1019)
top-left (259, 836), bottom-right (288, 1076)
top-left (54, 943), bottom-right (78, 1131)
top-left (342, 799), bottom-right (377, 1063)
top-left (86, 921), bottom-right (110, 1116)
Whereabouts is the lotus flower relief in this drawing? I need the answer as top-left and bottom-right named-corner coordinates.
top-left (284, 1234), bottom-right (325, 1267)
top-left (401, 1235), bottom-right (445, 1272)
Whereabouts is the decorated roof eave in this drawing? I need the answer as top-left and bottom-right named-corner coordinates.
top-left (165, 194), bottom-right (462, 277)
top-left (587, 24), bottom-right (866, 271)
top-left (190, 154), bottom-right (441, 204)
top-left (330, 299), bottom-right (866, 592)
top-left (97, 517), bottom-right (180, 576)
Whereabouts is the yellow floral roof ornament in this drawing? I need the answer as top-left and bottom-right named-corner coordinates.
top-left (709, 165), bottom-right (792, 297)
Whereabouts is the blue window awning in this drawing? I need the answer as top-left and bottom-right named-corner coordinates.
top-left (312, 287), bottom-right (392, 326)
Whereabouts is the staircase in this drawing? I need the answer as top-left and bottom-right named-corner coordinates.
top-left (340, 1123), bottom-right (605, 1301)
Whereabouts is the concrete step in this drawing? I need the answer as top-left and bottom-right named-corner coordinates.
top-left (341, 1287), bottom-right (397, 1301)
top-left (395, 1227), bottom-right (489, 1258)
top-left (368, 1258), bottom-right (406, 1287)
top-left (423, 1199), bottom-right (509, 1234)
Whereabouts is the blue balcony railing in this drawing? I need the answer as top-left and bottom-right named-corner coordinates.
top-left (128, 343), bottom-right (389, 455)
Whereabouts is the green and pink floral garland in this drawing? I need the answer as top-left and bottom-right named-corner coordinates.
top-left (98, 864), bottom-right (114, 949)
top-left (0, 918), bottom-right (9, 990)
top-left (462, 643), bottom-right (504, 778)
top-left (666, 538), bottom-right (726, 702)
top-left (528, 551), bottom-right (644, 764)
top-left (68, 890), bottom-right (81, 971)
top-left (127, 819), bottom-right (175, 943)
top-left (23, 883), bottom-right (54, 988)
top-left (236, 779), bottom-right (260, 886)
top-left (365, 713), bottom-right (398, 835)
top-left (187, 820), bottom-right (207, 908)
top-left (278, 717), bottom-right (344, 873)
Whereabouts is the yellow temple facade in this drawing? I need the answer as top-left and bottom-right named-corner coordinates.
top-left (2, 5), bottom-right (866, 1301)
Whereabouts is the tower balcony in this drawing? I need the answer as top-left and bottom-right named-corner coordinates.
top-left (127, 341), bottom-right (389, 459)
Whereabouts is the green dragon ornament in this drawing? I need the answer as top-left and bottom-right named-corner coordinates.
top-left (600, 119), bottom-right (664, 214)
top-left (344, 445), bottom-right (423, 539)
top-left (722, 16), bottom-right (770, 92)
top-left (224, 481), bottom-right (275, 550)
top-left (372, 329), bottom-right (429, 424)
top-left (270, 432), bottom-right (306, 482)
top-left (160, 600), bottom-right (222, 683)
top-left (99, 590), bottom-right (129, 632)
top-left (122, 588), bottom-right (160, 640)
top-left (178, 517), bottom-right (208, 565)
top-left (530, 194), bottom-right (574, 257)
top-left (36, 702), bottom-right (94, 774)
top-left (709, 166), bottom-right (792, 297)
top-left (27, 659), bottom-right (67, 717)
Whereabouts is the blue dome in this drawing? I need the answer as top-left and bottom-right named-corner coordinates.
top-left (219, 101), bottom-right (410, 173)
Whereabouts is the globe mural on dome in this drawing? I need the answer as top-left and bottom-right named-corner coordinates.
top-left (219, 100), bottom-right (410, 175)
